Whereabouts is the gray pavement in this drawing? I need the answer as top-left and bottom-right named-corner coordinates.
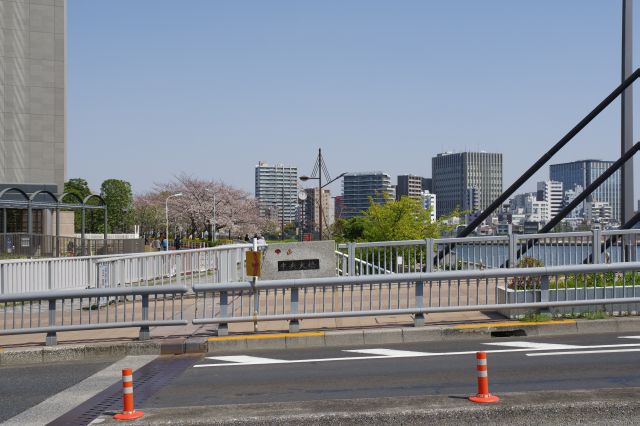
top-left (101, 389), bottom-right (640, 425)
top-left (143, 333), bottom-right (640, 408)
top-left (3, 332), bottom-right (640, 424)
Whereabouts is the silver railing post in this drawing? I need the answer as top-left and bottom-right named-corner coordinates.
top-left (176, 253), bottom-right (182, 285)
top-left (48, 260), bottom-right (53, 290)
top-left (414, 280), bottom-right (425, 327)
top-left (508, 233), bottom-right (518, 268)
top-left (139, 293), bottom-right (150, 340)
top-left (46, 299), bottom-right (57, 346)
top-left (592, 227), bottom-right (602, 264)
top-left (539, 275), bottom-right (550, 315)
top-left (425, 239), bottom-right (433, 273)
top-left (348, 242), bottom-right (356, 276)
top-left (218, 290), bottom-right (229, 336)
top-left (290, 286), bottom-right (300, 332)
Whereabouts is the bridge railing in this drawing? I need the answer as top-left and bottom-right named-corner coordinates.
top-left (336, 229), bottom-right (640, 276)
top-left (0, 285), bottom-right (187, 345)
top-left (0, 243), bottom-right (253, 295)
top-left (4, 260), bottom-right (640, 343)
top-left (93, 244), bottom-right (251, 290)
top-left (194, 261), bottom-right (640, 333)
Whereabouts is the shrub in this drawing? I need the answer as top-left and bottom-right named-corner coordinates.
top-left (509, 257), bottom-right (545, 290)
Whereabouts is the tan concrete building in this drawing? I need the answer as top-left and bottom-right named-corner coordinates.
top-left (1, 0), bottom-right (66, 194)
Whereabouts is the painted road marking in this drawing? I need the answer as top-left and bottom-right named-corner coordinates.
top-left (344, 348), bottom-right (432, 357)
top-left (483, 341), bottom-right (582, 350)
top-left (618, 336), bottom-right (640, 339)
top-left (4, 355), bottom-right (158, 426)
top-left (207, 355), bottom-right (286, 364)
top-left (195, 342), bottom-right (640, 368)
top-left (528, 348), bottom-right (640, 357)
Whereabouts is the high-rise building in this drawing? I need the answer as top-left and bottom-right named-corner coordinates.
top-left (421, 178), bottom-right (433, 192)
top-left (563, 184), bottom-right (584, 219)
top-left (550, 160), bottom-right (621, 223)
top-left (537, 181), bottom-right (563, 219)
top-left (0, 0), bottom-right (66, 194)
top-left (523, 194), bottom-right (550, 223)
top-left (303, 187), bottom-right (333, 233)
top-left (464, 186), bottom-right (481, 213)
top-left (585, 201), bottom-right (612, 224)
top-left (341, 172), bottom-right (393, 218)
top-left (432, 152), bottom-right (503, 217)
top-left (254, 162), bottom-right (298, 224)
top-left (421, 190), bottom-right (436, 222)
top-left (396, 175), bottom-right (423, 200)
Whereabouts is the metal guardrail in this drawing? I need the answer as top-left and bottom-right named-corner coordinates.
top-left (194, 262), bottom-right (640, 334)
top-left (0, 243), bottom-right (253, 295)
top-left (336, 229), bottom-right (640, 275)
top-left (94, 244), bottom-right (252, 290)
top-left (0, 285), bottom-right (187, 345)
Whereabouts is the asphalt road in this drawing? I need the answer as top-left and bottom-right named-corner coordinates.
top-left (144, 333), bottom-right (640, 408)
top-left (4, 332), bottom-right (640, 424)
top-left (0, 360), bottom-right (112, 422)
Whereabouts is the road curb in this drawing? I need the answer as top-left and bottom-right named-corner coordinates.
top-left (2, 317), bottom-right (639, 365)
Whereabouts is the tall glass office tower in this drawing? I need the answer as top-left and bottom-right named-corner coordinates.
top-left (549, 160), bottom-right (621, 223)
top-left (432, 152), bottom-right (503, 217)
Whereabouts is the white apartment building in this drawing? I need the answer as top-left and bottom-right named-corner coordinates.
top-left (254, 162), bottom-right (298, 223)
top-left (537, 181), bottom-right (563, 218)
top-left (421, 190), bottom-right (437, 222)
top-left (585, 201), bottom-right (612, 224)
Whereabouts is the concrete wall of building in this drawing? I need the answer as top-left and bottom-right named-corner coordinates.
top-left (0, 0), bottom-right (66, 193)
top-left (50, 209), bottom-right (73, 236)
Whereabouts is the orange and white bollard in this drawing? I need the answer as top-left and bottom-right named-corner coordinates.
top-left (469, 352), bottom-right (500, 403)
top-left (113, 368), bottom-right (145, 420)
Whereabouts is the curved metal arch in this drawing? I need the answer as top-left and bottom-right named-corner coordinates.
top-left (59, 192), bottom-right (84, 205)
top-left (0, 187), bottom-right (30, 201)
top-left (29, 190), bottom-right (59, 203)
top-left (83, 194), bottom-right (106, 206)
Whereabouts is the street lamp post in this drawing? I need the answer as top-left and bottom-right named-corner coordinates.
top-left (165, 193), bottom-right (182, 251)
top-left (300, 148), bottom-right (347, 240)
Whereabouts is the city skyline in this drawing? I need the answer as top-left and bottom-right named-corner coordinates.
top-left (66, 1), bottom-right (640, 200)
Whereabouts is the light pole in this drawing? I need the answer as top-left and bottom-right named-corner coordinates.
top-left (300, 148), bottom-right (347, 240)
top-left (165, 193), bottom-right (182, 250)
top-left (205, 188), bottom-right (217, 242)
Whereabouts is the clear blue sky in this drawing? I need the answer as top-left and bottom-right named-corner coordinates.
top-left (68, 0), bottom-right (640, 199)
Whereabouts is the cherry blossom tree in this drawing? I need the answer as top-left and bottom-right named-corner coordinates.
top-left (134, 174), bottom-right (266, 239)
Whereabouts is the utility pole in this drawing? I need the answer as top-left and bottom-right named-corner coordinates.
top-left (299, 149), bottom-right (347, 241)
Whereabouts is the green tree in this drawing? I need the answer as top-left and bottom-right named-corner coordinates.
top-left (100, 179), bottom-right (134, 233)
top-left (63, 178), bottom-right (92, 233)
top-left (334, 196), bottom-right (457, 242)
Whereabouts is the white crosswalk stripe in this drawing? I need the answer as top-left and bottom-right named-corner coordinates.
top-left (343, 349), bottom-right (432, 357)
top-left (482, 341), bottom-right (581, 350)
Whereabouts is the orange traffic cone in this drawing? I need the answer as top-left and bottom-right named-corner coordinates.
top-left (469, 352), bottom-right (500, 403)
top-left (113, 368), bottom-right (145, 420)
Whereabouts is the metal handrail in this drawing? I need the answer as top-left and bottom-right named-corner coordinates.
top-left (0, 284), bottom-right (187, 303)
top-left (195, 261), bottom-right (640, 292)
